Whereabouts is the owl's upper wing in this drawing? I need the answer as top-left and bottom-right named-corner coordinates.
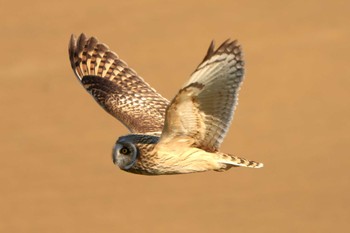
top-left (69, 33), bottom-right (169, 133)
top-left (159, 40), bottom-right (244, 152)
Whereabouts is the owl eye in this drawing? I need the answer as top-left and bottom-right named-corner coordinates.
top-left (120, 147), bottom-right (130, 155)
top-left (113, 142), bottom-right (138, 170)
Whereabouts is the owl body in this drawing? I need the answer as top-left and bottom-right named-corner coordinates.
top-left (69, 33), bottom-right (263, 175)
top-left (115, 133), bottom-right (219, 175)
top-left (114, 133), bottom-right (255, 175)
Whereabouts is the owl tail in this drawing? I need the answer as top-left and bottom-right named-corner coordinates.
top-left (217, 153), bottom-right (264, 170)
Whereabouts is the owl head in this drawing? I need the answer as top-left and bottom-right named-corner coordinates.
top-left (112, 134), bottom-right (160, 171)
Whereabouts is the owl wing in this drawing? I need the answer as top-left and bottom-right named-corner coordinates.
top-left (159, 40), bottom-right (244, 152)
top-left (69, 33), bottom-right (169, 133)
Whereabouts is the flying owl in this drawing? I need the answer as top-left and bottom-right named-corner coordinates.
top-left (69, 33), bottom-right (263, 175)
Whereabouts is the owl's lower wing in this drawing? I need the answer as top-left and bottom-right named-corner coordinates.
top-left (69, 33), bottom-right (169, 133)
top-left (159, 40), bottom-right (244, 151)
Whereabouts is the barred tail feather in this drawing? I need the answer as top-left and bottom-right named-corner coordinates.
top-left (218, 153), bottom-right (263, 169)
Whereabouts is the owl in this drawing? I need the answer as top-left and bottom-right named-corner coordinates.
top-left (69, 33), bottom-right (263, 175)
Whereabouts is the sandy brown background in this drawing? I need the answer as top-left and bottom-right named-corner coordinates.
top-left (1, 0), bottom-right (349, 232)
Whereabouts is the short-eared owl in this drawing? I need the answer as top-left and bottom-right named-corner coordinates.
top-left (69, 33), bottom-right (263, 175)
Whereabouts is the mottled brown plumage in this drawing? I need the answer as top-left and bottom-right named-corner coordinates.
top-left (69, 33), bottom-right (263, 175)
top-left (69, 33), bottom-right (169, 133)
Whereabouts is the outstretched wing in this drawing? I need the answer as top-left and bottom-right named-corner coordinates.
top-left (159, 40), bottom-right (244, 152)
top-left (69, 33), bottom-right (169, 133)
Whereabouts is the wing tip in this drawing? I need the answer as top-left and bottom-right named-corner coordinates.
top-left (68, 33), bottom-right (112, 80)
top-left (77, 33), bottom-right (87, 51)
top-left (68, 34), bottom-right (76, 68)
top-left (216, 38), bottom-right (241, 55)
top-left (201, 40), bottom-right (215, 63)
top-left (198, 38), bottom-right (242, 68)
top-left (68, 33), bottom-right (87, 78)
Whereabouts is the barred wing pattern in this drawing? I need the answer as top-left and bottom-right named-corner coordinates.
top-left (69, 33), bottom-right (169, 133)
top-left (160, 40), bottom-right (245, 152)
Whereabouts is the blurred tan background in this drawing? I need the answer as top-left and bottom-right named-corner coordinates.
top-left (1, 0), bottom-right (349, 232)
